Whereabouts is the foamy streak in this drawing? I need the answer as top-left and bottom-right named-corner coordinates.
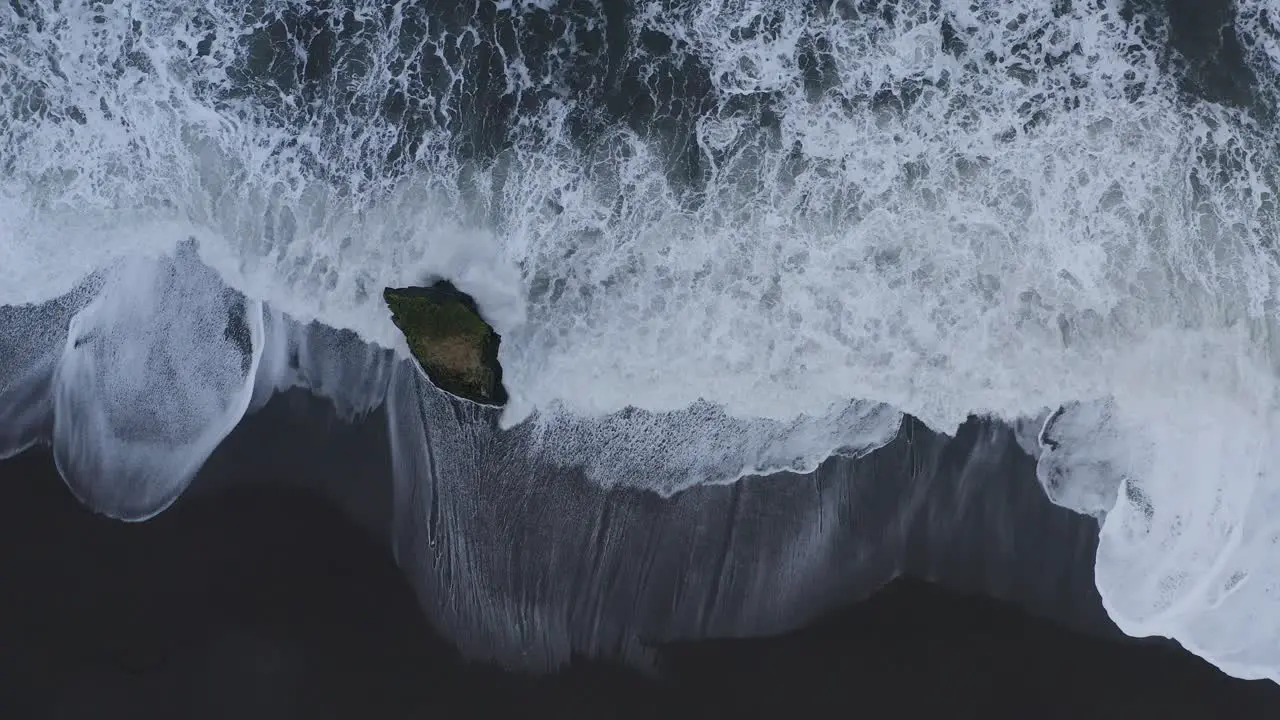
top-left (250, 308), bottom-right (394, 423)
top-left (3, 0), bottom-right (1280, 682)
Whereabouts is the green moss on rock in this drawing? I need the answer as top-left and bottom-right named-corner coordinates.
top-left (384, 281), bottom-right (507, 406)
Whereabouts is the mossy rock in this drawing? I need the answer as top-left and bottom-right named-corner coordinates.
top-left (384, 281), bottom-right (508, 406)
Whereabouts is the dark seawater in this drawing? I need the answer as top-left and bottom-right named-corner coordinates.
top-left (3, 389), bottom-right (1280, 717)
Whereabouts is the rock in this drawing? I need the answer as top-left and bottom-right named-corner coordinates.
top-left (383, 281), bottom-right (508, 406)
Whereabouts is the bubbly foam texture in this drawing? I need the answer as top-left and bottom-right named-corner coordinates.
top-left (524, 399), bottom-right (900, 495)
top-left (4, 0), bottom-right (1280, 681)
top-left (51, 247), bottom-right (264, 520)
top-left (0, 292), bottom-right (88, 459)
top-left (1035, 400), bottom-right (1124, 519)
top-left (1238, 0), bottom-right (1280, 100)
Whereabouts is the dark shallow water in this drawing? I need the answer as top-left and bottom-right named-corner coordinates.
top-left (3, 388), bottom-right (1280, 717)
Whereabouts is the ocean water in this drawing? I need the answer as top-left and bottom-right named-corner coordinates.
top-left (2, 0), bottom-right (1280, 681)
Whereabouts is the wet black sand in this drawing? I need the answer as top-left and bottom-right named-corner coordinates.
top-left (1, 390), bottom-right (1278, 719)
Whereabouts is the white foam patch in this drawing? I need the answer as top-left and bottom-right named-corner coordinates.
top-left (525, 399), bottom-right (901, 496)
top-left (51, 247), bottom-right (263, 520)
top-left (1035, 400), bottom-right (1125, 519)
top-left (1237, 0), bottom-right (1280, 93)
top-left (1037, 327), bottom-right (1280, 683)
